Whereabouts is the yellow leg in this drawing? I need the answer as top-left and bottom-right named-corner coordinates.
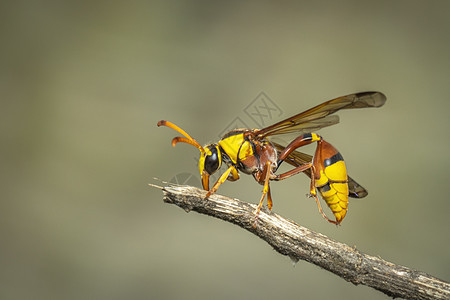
top-left (201, 171), bottom-right (210, 191)
top-left (309, 193), bottom-right (337, 224)
top-left (309, 166), bottom-right (337, 224)
top-left (267, 186), bottom-right (272, 211)
top-left (228, 166), bottom-right (240, 181)
top-left (255, 162), bottom-right (272, 224)
top-left (205, 166), bottom-right (237, 198)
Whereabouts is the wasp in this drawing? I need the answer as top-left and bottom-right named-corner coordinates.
top-left (158, 91), bottom-right (386, 224)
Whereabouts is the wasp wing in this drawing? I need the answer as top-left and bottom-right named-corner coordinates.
top-left (272, 142), bottom-right (368, 198)
top-left (255, 91), bottom-right (386, 138)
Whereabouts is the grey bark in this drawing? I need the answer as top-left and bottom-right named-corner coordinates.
top-left (151, 184), bottom-right (450, 300)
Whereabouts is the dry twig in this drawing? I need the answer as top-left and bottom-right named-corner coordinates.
top-left (150, 183), bottom-right (449, 300)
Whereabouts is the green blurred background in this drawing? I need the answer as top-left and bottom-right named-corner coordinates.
top-left (1, 1), bottom-right (449, 299)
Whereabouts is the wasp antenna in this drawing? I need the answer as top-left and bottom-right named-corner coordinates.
top-left (157, 120), bottom-right (195, 140)
top-left (171, 136), bottom-right (204, 152)
top-left (158, 120), bottom-right (204, 152)
top-left (156, 120), bottom-right (166, 127)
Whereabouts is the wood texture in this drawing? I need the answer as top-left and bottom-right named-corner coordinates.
top-left (151, 184), bottom-right (450, 300)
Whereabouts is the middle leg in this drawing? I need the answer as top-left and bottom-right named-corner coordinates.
top-left (255, 161), bottom-right (272, 215)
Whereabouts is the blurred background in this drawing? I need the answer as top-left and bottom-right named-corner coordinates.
top-left (1, 1), bottom-right (449, 299)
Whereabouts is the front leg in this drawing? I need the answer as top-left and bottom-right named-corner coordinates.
top-left (205, 166), bottom-right (239, 198)
top-left (202, 165), bottom-right (239, 190)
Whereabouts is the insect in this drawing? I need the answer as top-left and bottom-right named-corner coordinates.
top-left (158, 91), bottom-right (386, 224)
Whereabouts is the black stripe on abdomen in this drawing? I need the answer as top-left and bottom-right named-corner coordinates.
top-left (324, 152), bottom-right (344, 168)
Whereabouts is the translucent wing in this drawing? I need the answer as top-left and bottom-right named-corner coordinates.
top-left (272, 142), bottom-right (368, 198)
top-left (255, 91), bottom-right (386, 138)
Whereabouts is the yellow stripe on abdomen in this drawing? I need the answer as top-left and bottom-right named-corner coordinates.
top-left (319, 185), bottom-right (348, 224)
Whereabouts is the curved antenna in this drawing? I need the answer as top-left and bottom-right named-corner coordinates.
top-left (157, 120), bottom-right (204, 153)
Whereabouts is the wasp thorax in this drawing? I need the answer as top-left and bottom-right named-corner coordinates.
top-left (199, 144), bottom-right (222, 175)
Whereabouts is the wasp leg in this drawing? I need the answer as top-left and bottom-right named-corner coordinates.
top-left (277, 133), bottom-right (321, 168)
top-left (276, 160), bottom-right (337, 224)
top-left (274, 162), bottom-right (313, 181)
top-left (309, 165), bottom-right (337, 224)
top-left (274, 134), bottom-right (319, 180)
top-left (228, 166), bottom-right (240, 182)
top-left (309, 192), bottom-right (337, 224)
top-left (275, 133), bottom-right (341, 224)
top-left (205, 166), bottom-right (238, 198)
top-left (202, 166), bottom-right (239, 191)
top-left (267, 186), bottom-right (272, 211)
top-left (254, 161), bottom-right (272, 225)
top-left (201, 171), bottom-right (210, 191)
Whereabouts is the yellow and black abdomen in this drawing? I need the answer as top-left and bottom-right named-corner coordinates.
top-left (314, 140), bottom-right (349, 224)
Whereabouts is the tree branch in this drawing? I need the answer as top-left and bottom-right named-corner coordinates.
top-left (150, 183), bottom-right (450, 300)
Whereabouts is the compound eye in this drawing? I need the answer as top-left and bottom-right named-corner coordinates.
top-left (204, 146), bottom-right (220, 175)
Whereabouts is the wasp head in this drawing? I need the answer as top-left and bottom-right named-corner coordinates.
top-left (199, 144), bottom-right (221, 175)
top-left (157, 120), bottom-right (221, 190)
